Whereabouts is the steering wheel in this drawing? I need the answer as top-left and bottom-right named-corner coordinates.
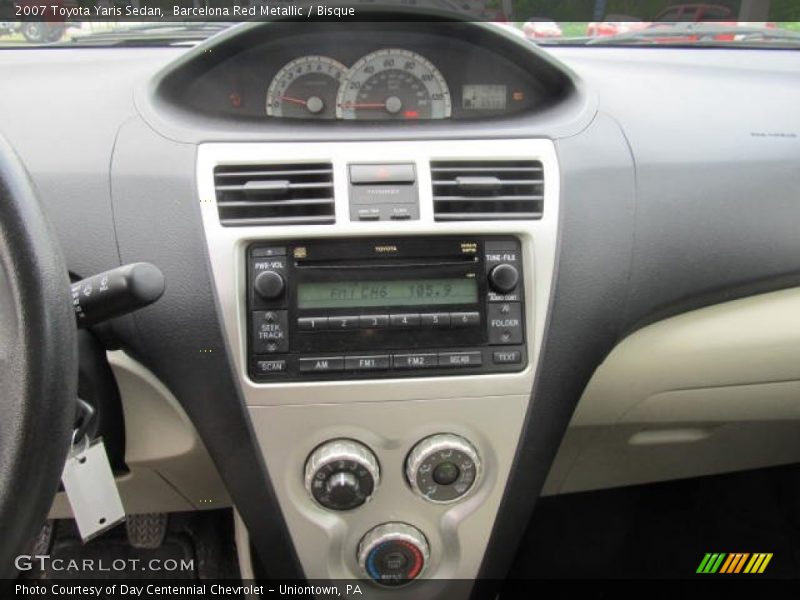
top-left (0, 135), bottom-right (77, 577)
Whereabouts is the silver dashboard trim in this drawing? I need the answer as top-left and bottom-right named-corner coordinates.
top-left (197, 139), bottom-right (559, 407)
top-left (196, 139), bottom-right (559, 593)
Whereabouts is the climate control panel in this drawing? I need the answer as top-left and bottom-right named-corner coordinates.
top-left (303, 434), bottom-right (483, 584)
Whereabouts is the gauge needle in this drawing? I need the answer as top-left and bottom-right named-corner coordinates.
top-left (279, 96), bottom-right (308, 106)
top-left (281, 96), bottom-right (307, 106)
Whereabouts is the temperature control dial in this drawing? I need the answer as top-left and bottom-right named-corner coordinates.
top-left (304, 439), bottom-right (379, 511)
top-left (406, 433), bottom-right (481, 504)
top-left (358, 523), bottom-right (429, 586)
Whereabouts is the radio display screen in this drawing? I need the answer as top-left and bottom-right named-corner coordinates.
top-left (297, 278), bottom-right (477, 309)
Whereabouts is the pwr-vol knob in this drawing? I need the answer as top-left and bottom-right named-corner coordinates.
top-left (358, 523), bottom-right (429, 586)
top-left (304, 439), bottom-right (379, 511)
top-left (406, 433), bottom-right (481, 503)
top-left (254, 270), bottom-right (285, 300)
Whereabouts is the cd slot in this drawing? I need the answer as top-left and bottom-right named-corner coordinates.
top-left (295, 259), bottom-right (474, 270)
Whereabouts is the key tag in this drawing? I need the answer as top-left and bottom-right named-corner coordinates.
top-left (61, 431), bottom-right (126, 542)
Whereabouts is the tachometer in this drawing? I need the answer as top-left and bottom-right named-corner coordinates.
top-left (266, 56), bottom-right (347, 119)
top-left (336, 49), bottom-right (452, 120)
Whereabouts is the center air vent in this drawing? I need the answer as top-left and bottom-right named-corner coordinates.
top-left (214, 163), bottom-right (335, 226)
top-left (431, 160), bottom-right (544, 221)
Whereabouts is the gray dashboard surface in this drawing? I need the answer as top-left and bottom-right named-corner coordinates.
top-left (0, 40), bottom-right (798, 585)
top-left (551, 46), bottom-right (800, 331)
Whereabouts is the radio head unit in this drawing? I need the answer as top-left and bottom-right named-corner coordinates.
top-left (247, 236), bottom-right (526, 381)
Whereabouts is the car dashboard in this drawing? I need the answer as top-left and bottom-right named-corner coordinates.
top-left (0, 13), bottom-right (799, 596)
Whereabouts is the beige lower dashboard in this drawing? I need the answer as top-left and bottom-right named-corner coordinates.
top-left (49, 351), bottom-right (229, 519)
top-left (544, 286), bottom-right (800, 495)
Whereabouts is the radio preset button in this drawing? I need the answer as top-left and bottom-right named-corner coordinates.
top-left (329, 316), bottom-right (359, 330)
top-left (493, 350), bottom-right (522, 364)
top-left (299, 357), bottom-right (345, 372)
top-left (421, 313), bottom-right (451, 328)
top-left (439, 351), bottom-right (482, 367)
top-left (298, 316), bottom-right (328, 331)
top-left (359, 314), bottom-right (390, 329)
top-left (393, 353), bottom-right (438, 369)
top-left (345, 355), bottom-right (390, 371)
top-left (450, 312), bottom-right (480, 327)
top-left (390, 313), bottom-right (420, 328)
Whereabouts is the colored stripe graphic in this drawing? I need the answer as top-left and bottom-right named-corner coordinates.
top-left (725, 553), bottom-right (749, 573)
top-left (696, 553), bottom-right (713, 573)
top-left (759, 554), bottom-right (773, 573)
top-left (719, 554), bottom-right (735, 573)
top-left (698, 552), bottom-right (773, 574)
top-left (699, 553), bottom-right (727, 573)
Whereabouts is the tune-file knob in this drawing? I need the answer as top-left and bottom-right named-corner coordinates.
top-left (488, 263), bottom-right (519, 293)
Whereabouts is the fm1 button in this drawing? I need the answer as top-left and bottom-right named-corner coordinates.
top-left (345, 355), bottom-right (390, 371)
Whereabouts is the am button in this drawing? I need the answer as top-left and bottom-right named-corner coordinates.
top-left (299, 357), bottom-right (345, 372)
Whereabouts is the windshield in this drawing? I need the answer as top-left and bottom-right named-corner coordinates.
top-left (0, 1), bottom-right (799, 48)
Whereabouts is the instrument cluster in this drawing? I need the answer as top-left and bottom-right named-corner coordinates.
top-left (179, 29), bottom-right (549, 123)
top-left (266, 49), bottom-right (453, 121)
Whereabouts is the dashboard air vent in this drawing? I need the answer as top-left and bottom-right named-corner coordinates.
top-left (431, 160), bottom-right (544, 221)
top-left (214, 163), bottom-right (335, 226)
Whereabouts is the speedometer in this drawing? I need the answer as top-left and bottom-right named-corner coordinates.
top-left (336, 49), bottom-right (452, 120)
top-left (266, 56), bottom-right (347, 119)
